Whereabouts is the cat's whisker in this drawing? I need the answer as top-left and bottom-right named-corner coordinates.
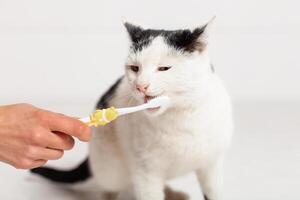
top-left (125, 96), bottom-right (134, 108)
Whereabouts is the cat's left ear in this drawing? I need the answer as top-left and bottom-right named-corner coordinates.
top-left (123, 20), bottom-right (144, 43)
top-left (191, 16), bottom-right (215, 52)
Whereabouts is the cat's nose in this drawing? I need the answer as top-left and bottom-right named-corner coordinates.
top-left (136, 84), bottom-right (149, 93)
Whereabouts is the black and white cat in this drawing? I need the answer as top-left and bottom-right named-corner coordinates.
top-left (32, 18), bottom-right (233, 200)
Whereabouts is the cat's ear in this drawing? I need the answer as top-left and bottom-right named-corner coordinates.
top-left (189, 16), bottom-right (215, 52)
top-left (123, 21), bottom-right (144, 43)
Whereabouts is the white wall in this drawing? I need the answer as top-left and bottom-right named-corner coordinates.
top-left (0, 0), bottom-right (299, 108)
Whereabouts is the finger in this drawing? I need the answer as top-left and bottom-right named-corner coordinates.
top-left (27, 146), bottom-right (64, 160)
top-left (29, 129), bottom-right (74, 150)
top-left (30, 159), bottom-right (47, 169)
top-left (40, 110), bottom-right (91, 141)
top-left (47, 131), bottom-right (75, 150)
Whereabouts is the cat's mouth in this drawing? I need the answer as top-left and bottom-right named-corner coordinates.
top-left (144, 95), bottom-right (162, 112)
top-left (144, 95), bottom-right (158, 103)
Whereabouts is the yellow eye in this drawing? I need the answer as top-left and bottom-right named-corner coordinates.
top-left (129, 65), bottom-right (139, 72)
top-left (158, 66), bottom-right (171, 71)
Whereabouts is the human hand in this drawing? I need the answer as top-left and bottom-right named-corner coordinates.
top-left (0, 103), bottom-right (91, 169)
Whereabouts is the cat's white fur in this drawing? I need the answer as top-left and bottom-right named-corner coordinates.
top-left (89, 20), bottom-right (233, 200)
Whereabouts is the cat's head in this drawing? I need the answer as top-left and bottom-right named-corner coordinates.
top-left (124, 18), bottom-right (214, 115)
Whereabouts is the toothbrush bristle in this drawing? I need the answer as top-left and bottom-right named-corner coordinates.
top-left (147, 96), bottom-right (170, 108)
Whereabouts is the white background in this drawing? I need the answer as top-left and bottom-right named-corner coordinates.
top-left (0, 0), bottom-right (299, 200)
top-left (0, 0), bottom-right (299, 105)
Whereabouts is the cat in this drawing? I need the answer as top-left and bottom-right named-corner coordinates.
top-left (31, 17), bottom-right (233, 200)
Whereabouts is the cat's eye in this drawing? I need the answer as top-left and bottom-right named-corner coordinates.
top-left (158, 66), bottom-right (172, 71)
top-left (129, 65), bottom-right (139, 73)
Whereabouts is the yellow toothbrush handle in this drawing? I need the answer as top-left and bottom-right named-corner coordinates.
top-left (86, 107), bottom-right (119, 127)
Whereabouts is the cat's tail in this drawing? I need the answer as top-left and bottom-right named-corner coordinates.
top-left (30, 158), bottom-right (91, 183)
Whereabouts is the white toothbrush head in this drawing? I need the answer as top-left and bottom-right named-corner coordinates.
top-left (146, 96), bottom-right (170, 109)
top-left (115, 96), bottom-right (171, 116)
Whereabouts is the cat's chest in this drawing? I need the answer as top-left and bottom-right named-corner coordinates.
top-left (128, 119), bottom-right (211, 176)
top-left (118, 110), bottom-right (212, 159)
top-left (114, 90), bottom-right (211, 144)
top-left (115, 109), bottom-right (218, 177)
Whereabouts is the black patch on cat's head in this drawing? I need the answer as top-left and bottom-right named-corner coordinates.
top-left (165, 25), bottom-right (207, 53)
top-left (124, 22), bottom-right (208, 53)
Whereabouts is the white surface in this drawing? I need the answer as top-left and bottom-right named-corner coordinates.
top-left (0, 101), bottom-right (299, 200)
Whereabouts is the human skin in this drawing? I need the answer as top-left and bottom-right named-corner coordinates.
top-left (0, 103), bottom-right (91, 169)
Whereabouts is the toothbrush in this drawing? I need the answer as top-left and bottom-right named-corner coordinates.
top-left (80, 96), bottom-right (170, 127)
